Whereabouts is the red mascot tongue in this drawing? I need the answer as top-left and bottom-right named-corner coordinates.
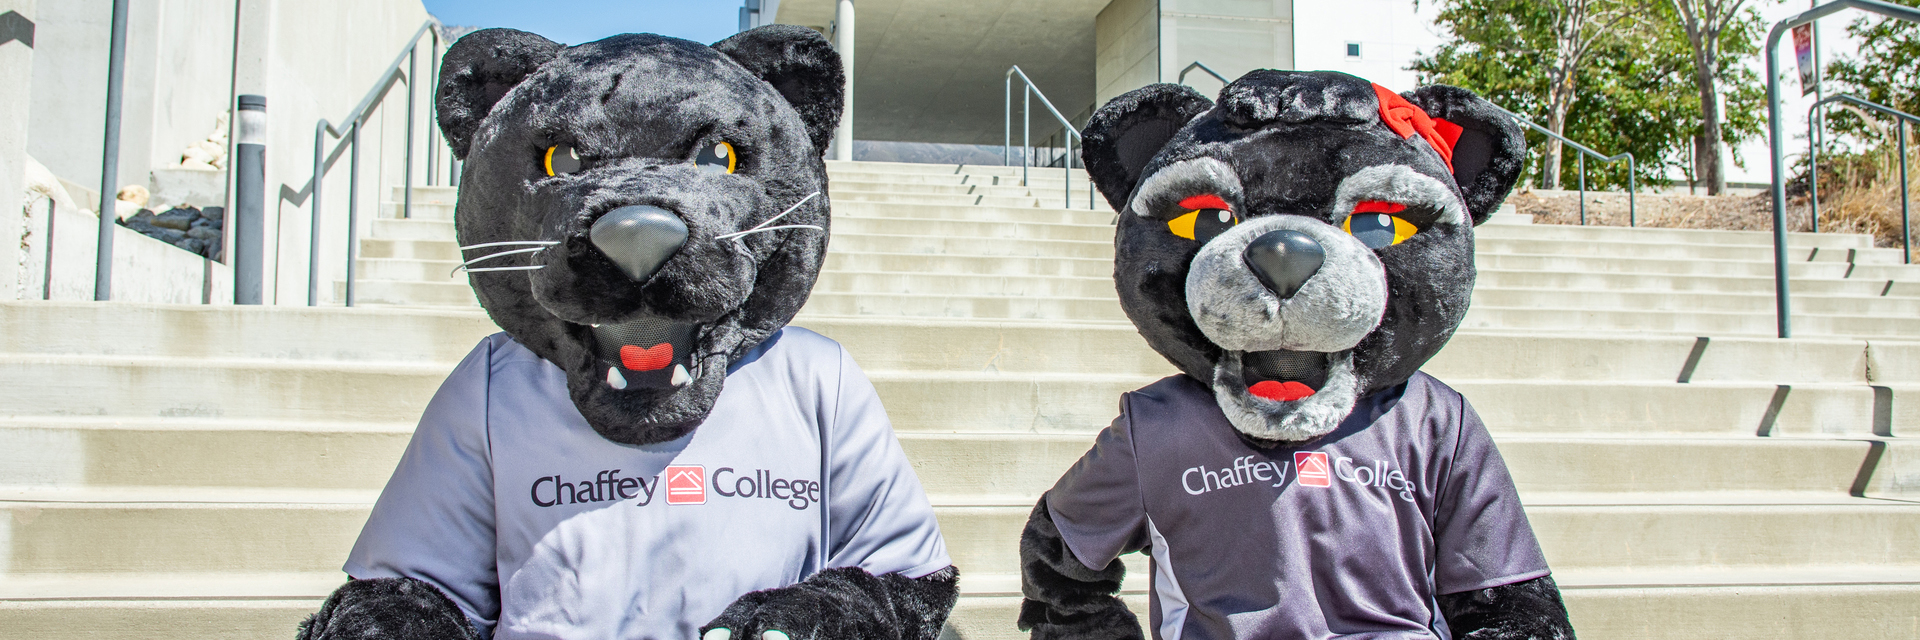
top-left (1249, 380), bottom-right (1315, 402)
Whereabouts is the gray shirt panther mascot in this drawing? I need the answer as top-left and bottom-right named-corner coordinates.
top-left (1017, 72), bottom-right (1577, 640)
top-left (295, 25), bottom-right (959, 640)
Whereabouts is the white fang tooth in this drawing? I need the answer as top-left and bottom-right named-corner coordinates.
top-left (671, 364), bottom-right (691, 387)
top-left (606, 367), bottom-right (628, 390)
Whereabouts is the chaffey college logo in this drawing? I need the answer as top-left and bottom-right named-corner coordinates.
top-left (666, 465), bottom-right (706, 505)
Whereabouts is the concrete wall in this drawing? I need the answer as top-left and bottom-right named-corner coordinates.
top-left (19, 0), bottom-right (442, 305)
top-left (1094, 0), bottom-right (1158, 107)
top-left (1292, 0), bottom-right (1429, 92)
top-left (17, 195), bottom-right (234, 304)
top-left (1158, 0), bottom-right (1294, 98)
top-left (2, 0), bottom-right (35, 302)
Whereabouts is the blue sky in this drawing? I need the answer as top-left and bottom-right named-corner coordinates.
top-left (422, 0), bottom-right (742, 46)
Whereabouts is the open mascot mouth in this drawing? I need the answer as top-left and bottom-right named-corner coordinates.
top-left (587, 317), bottom-right (700, 391)
top-left (1241, 349), bottom-right (1335, 401)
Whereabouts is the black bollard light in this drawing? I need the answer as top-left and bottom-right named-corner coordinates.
top-left (233, 94), bottom-right (266, 304)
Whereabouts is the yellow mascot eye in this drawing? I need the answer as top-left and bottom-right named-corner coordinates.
top-left (1344, 211), bottom-right (1418, 249)
top-left (1166, 194), bottom-right (1237, 242)
top-left (544, 143), bottom-right (583, 176)
top-left (696, 141), bottom-right (738, 174)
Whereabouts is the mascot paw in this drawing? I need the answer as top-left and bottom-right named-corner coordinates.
top-left (701, 575), bottom-right (880, 640)
top-left (701, 566), bottom-right (958, 640)
top-left (298, 577), bottom-right (478, 640)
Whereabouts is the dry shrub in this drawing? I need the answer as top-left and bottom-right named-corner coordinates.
top-left (1811, 144), bottom-right (1918, 262)
top-left (1507, 145), bottom-right (1916, 264)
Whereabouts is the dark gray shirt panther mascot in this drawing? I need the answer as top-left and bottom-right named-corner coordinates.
top-left (295, 26), bottom-right (958, 640)
top-left (1017, 72), bottom-right (1577, 640)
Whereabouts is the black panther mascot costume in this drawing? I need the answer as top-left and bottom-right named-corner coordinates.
top-left (1017, 72), bottom-right (1577, 639)
top-left (296, 25), bottom-right (957, 640)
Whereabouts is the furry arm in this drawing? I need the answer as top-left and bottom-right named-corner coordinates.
top-left (701, 565), bottom-right (960, 640)
top-left (297, 577), bottom-right (480, 640)
top-left (1436, 575), bottom-right (1577, 640)
top-left (1017, 497), bottom-right (1144, 640)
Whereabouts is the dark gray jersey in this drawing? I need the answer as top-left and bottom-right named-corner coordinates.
top-left (1046, 373), bottom-right (1548, 640)
top-left (344, 328), bottom-right (949, 640)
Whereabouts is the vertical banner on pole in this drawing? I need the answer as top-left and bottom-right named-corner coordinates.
top-left (1792, 23), bottom-right (1818, 96)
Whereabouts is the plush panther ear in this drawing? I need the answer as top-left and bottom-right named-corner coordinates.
top-left (1081, 83), bottom-right (1214, 212)
top-left (436, 28), bottom-right (563, 160)
top-left (713, 25), bottom-right (845, 154)
top-left (1401, 85), bottom-right (1526, 225)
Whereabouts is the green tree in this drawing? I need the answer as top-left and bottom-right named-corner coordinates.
top-left (1823, 0), bottom-right (1920, 136)
top-left (1412, 0), bottom-right (1766, 192)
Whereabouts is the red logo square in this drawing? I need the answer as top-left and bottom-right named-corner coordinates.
top-left (1295, 452), bottom-right (1330, 488)
top-left (665, 465), bottom-right (706, 505)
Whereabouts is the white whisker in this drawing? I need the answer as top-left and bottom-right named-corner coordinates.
top-left (453, 245), bottom-right (553, 275)
top-left (719, 191), bottom-right (822, 242)
top-left (462, 265), bottom-right (547, 273)
top-left (458, 239), bottom-right (560, 249)
top-left (716, 224), bottom-right (824, 241)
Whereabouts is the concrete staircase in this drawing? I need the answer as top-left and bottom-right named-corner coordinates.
top-left (3, 160), bottom-right (1918, 639)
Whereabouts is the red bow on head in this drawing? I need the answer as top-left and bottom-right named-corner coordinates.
top-left (1371, 83), bottom-right (1462, 173)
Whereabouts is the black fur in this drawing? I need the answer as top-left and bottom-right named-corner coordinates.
top-left (435, 28), bottom-right (564, 160)
top-left (1080, 84), bottom-right (1213, 212)
top-left (1402, 85), bottom-right (1528, 224)
top-left (1058, 70), bottom-right (1568, 638)
top-left (701, 566), bottom-right (961, 640)
top-left (296, 578), bottom-right (479, 640)
top-left (1087, 72), bottom-right (1519, 409)
top-left (307, 25), bottom-right (956, 640)
top-left (437, 26), bottom-right (840, 444)
top-left (1016, 496), bottom-right (1144, 640)
top-left (1437, 576), bottom-right (1578, 640)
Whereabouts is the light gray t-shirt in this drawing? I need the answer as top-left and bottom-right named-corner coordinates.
top-left (1046, 373), bottom-right (1549, 640)
top-left (344, 327), bottom-right (951, 640)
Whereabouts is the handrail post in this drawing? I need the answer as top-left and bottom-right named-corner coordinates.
top-left (1023, 85), bottom-right (1031, 187)
top-left (1901, 120), bottom-right (1911, 264)
top-left (1763, 1), bottom-right (1920, 338)
top-left (403, 45), bottom-right (416, 220)
top-left (1064, 131), bottom-right (1073, 208)
top-left (1578, 155), bottom-right (1587, 225)
top-left (1004, 72), bottom-right (1011, 166)
top-left (345, 124), bottom-right (361, 307)
top-left (1809, 103), bottom-right (1822, 232)
top-left (94, 0), bottom-right (131, 301)
top-left (1627, 155), bottom-right (1637, 227)
top-left (309, 121), bottom-right (329, 306)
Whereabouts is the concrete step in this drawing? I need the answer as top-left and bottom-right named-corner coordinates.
top-left (1475, 223), bottom-right (1879, 250)
top-left (945, 576), bottom-right (1920, 640)
top-left (833, 201), bottom-right (1116, 226)
top-left (898, 432), bottom-right (1900, 500)
top-left (1474, 237), bottom-right (1910, 265)
top-left (800, 291), bottom-right (1126, 321)
top-left (0, 302), bottom-right (495, 362)
top-left (379, 201), bottom-right (454, 221)
top-left (823, 252), bottom-right (1114, 278)
top-left (830, 190), bottom-right (1047, 209)
top-left (7, 486), bottom-right (1915, 577)
top-left (1475, 268), bottom-right (1920, 298)
top-left (1461, 304), bottom-right (1920, 338)
top-left (870, 374), bottom-right (1912, 437)
top-left (1471, 287), bottom-right (1920, 316)
top-left (3, 353), bottom-right (1903, 436)
top-left (0, 355), bottom-right (443, 422)
top-left (32, 304), bottom-right (1907, 384)
top-left (0, 417), bottom-right (412, 490)
top-left (333, 279), bottom-right (479, 307)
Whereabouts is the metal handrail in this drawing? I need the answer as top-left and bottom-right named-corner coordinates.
top-left (306, 21), bottom-right (440, 306)
top-left (1766, 0), bottom-right (1920, 338)
top-left (1807, 93), bottom-right (1914, 264)
top-left (1004, 65), bottom-right (1094, 210)
top-left (1488, 104), bottom-right (1637, 226)
top-left (1179, 61), bottom-right (1228, 86)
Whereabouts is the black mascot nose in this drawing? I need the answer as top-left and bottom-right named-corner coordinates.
top-left (590, 205), bottom-right (688, 282)
top-left (1243, 229), bottom-right (1324, 299)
